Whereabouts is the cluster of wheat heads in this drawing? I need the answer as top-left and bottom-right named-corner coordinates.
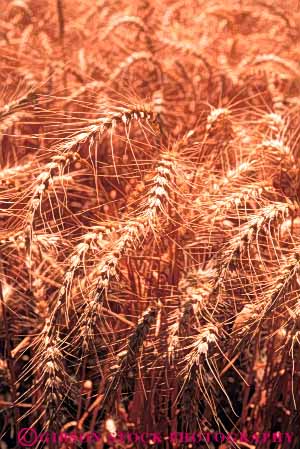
top-left (1, 0), bottom-right (300, 448)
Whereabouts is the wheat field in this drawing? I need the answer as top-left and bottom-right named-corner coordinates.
top-left (1, 0), bottom-right (300, 448)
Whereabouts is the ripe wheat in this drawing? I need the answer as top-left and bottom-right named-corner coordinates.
top-left (1, 1), bottom-right (300, 449)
